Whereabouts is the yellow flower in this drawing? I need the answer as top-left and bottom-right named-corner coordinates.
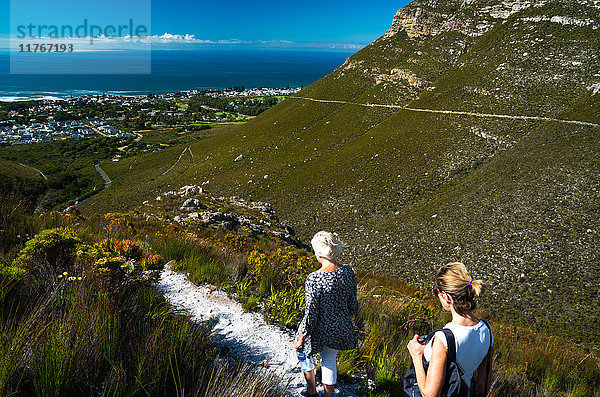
top-left (63, 271), bottom-right (68, 276)
top-left (58, 274), bottom-right (63, 279)
top-left (78, 277), bottom-right (82, 281)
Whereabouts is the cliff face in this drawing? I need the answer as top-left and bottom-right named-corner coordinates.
top-left (385, 0), bottom-right (598, 39)
top-left (385, 7), bottom-right (439, 38)
top-left (90, 0), bottom-right (600, 344)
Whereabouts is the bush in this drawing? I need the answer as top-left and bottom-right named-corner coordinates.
top-left (12, 228), bottom-right (82, 279)
top-left (0, 266), bottom-right (26, 280)
top-left (265, 283), bottom-right (305, 329)
top-left (0, 193), bottom-right (40, 258)
top-left (138, 253), bottom-right (165, 271)
top-left (95, 238), bottom-right (144, 261)
top-left (12, 230), bottom-right (165, 288)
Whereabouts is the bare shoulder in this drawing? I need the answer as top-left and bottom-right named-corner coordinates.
top-left (432, 335), bottom-right (447, 351)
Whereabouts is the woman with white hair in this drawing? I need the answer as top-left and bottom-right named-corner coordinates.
top-left (294, 231), bottom-right (359, 397)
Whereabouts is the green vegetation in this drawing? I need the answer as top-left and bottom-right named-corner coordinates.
top-left (149, 213), bottom-right (600, 397)
top-left (0, 159), bottom-right (47, 208)
top-left (0, 196), bottom-right (285, 396)
top-left (412, 2), bottom-right (597, 117)
top-left (80, 104), bottom-right (600, 343)
top-left (2, 181), bottom-right (599, 396)
top-left (116, 124), bottom-right (215, 158)
top-left (0, 88), bottom-right (283, 211)
top-left (0, 137), bottom-right (128, 209)
top-left (2, 0), bottom-right (598, 394)
top-left (188, 94), bottom-right (279, 116)
top-left (31, 198), bottom-right (600, 396)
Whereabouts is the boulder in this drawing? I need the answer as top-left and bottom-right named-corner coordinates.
top-left (181, 198), bottom-right (206, 211)
top-left (180, 185), bottom-right (203, 196)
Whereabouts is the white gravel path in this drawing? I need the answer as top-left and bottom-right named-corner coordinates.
top-left (157, 264), bottom-right (363, 397)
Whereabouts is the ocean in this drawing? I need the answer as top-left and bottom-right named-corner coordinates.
top-left (0, 49), bottom-right (354, 101)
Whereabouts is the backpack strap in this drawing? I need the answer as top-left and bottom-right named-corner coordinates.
top-left (440, 328), bottom-right (457, 363)
top-left (440, 328), bottom-right (465, 376)
top-left (480, 320), bottom-right (493, 394)
top-left (480, 319), bottom-right (493, 352)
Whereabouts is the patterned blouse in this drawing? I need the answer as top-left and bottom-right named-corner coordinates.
top-left (297, 264), bottom-right (359, 357)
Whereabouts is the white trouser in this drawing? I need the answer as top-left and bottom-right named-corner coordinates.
top-left (305, 346), bottom-right (339, 385)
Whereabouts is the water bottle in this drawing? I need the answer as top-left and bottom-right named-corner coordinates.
top-left (297, 347), bottom-right (311, 372)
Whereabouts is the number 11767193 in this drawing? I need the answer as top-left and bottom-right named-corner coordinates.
top-left (18, 43), bottom-right (74, 52)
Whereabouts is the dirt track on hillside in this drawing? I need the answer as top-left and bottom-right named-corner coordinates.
top-left (289, 96), bottom-right (599, 128)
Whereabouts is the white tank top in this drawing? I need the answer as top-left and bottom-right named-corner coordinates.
top-left (423, 321), bottom-right (493, 387)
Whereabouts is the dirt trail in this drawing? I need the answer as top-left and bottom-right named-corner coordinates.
top-left (161, 146), bottom-right (192, 176)
top-left (289, 96), bottom-right (599, 128)
top-left (18, 163), bottom-right (47, 180)
top-left (157, 264), bottom-right (362, 397)
top-left (94, 163), bottom-right (111, 188)
top-left (72, 163), bottom-right (111, 210)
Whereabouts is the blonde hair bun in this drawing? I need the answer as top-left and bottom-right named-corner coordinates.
top-left (436, 262), bottom-right (484, 315)
top-left (469, 278), bottom-right (484, 297)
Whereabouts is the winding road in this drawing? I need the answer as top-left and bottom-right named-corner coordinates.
top-left (94, 163), bottom-right (111, 188)
top-left (71, 163), bottom-right (111, 210)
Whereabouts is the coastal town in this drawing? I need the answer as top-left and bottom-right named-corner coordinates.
top-left (204, 86), bottom-right (301, 98)
top-left (0, 86), bottom-right (301, 146)
top-left (0, 119), bottom-right (130, 146)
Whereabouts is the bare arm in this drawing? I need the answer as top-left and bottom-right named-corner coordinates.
top-left (407, 334), bottom-right (447, 397)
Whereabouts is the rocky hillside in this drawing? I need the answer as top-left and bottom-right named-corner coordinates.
top-left (139, 184), bottom-right (305, 248)
top-left (86, 0), bottom-right (600, 344)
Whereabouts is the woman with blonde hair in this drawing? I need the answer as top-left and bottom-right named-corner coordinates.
top-left (406, 262), bottom-right (493, 397)
top-left (294, 231), bottom-right (359, 397)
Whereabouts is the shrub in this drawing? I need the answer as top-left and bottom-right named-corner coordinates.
top-left (138, 253), bottom-right (165, 271)
top-left (103, 212), bottom-right (135, 237)
top-left (247, 247), bottom-right (314, 295)
top-left (0, 225), bottom-right (290, 397)
top-left (94, 256), bottom-right (128, 278)
top-left (265, 283), bottom-right (305, 329)
top-left (0, 266), bottom-right (26, 280)
top-left (12, 229), bottom-right (166, 289)
top-left (12, 228), bottom-right (82, 279)
top-left (0, 193), bottom-right (40, 259)
top-left (94, 238), bottom-right (144, 261)
top-left (247, 250), bottom-right (273, 293)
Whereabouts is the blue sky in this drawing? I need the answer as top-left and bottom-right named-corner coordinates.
top-left (1, 0), bottom-right (411, 50)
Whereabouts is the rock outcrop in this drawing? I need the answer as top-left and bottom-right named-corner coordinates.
top-left (145, 185), bottom-right (305, 248)
top-left (385, 7), bottom-right (437, 38)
